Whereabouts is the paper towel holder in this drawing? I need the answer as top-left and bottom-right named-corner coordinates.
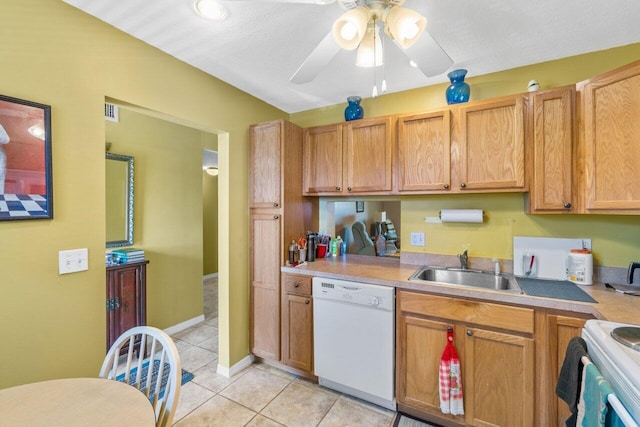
top-left (439, 209), bottom-right (485, 223)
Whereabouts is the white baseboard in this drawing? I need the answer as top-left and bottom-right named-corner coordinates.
top-left (203, 272), bottom-right (218, 280)
top-left (164, 315), bottom-right (205, 336)
top-left (217, 354), bottom-right (254, 378)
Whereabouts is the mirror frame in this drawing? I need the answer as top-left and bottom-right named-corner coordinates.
top-left (106, 152), bottom-right (134, 248)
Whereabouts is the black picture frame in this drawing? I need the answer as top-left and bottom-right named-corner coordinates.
top-left (0, 95), bottom-right (53, 220)
top-left (356, 201), bottom-right (364, 213)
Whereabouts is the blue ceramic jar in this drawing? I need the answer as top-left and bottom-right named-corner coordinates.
top-left (445, 69), bottom-right (470, 104)
top-left (344, 96), bottom-right (364, 121)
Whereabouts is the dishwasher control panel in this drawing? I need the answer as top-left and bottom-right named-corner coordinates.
top-left (313, 278), bottom-right (394, 311)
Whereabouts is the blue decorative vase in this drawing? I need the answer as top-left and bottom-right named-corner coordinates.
top-left (344, 96), bottom-right (364, 121)
top-left (445, 69), bottom-right (470, 104)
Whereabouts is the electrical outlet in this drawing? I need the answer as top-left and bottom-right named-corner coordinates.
top-left (410, 232), bottom-right (425, 247)
top-left (59, 248), bottom-right (89, 274)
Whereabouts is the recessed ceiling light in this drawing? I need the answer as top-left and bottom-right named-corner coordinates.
top-left (194, 0), bottom-right (228, 21)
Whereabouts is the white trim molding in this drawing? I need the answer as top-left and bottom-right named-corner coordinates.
top-left (217, 354), bottom-right (254, 378)
top-left (163, 315), bottom-right (205, 336)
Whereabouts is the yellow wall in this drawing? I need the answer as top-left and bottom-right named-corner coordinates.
top-left (0, 0), bottom-right (285, 388)
top-left (106, 107), bottom-right (215, 327)
top-left (291, 44), bottom-right (640, 269)
top-left (203, 136), bottom-right (219, 276)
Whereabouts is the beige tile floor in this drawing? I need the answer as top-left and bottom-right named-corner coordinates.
top-left (169, 277), bottom-right (399, 427)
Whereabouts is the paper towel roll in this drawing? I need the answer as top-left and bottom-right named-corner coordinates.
top-left (439, 209), bottom-right (484, 223)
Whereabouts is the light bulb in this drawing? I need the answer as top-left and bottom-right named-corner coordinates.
top-left (401, 22), bottom-right (420, 40)
top-left (340, 23), bottom-right (358, 41)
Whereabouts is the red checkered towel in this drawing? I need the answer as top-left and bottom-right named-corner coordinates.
top-left (439, 327), bottom-right (464, 415)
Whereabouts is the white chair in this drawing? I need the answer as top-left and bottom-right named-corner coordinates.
top-left (100, 326), bottom-right (182, 427)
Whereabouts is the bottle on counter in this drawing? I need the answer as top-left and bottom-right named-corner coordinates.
top-left (289, 240), bottom-right (299, 265)
top-left (307, 233), bottom-right (316, 262)
top-left (331, 238), bottom-right (338, 257)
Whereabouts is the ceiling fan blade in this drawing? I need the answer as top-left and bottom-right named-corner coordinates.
top-left (225, 0), bottom-right (335, 4)
top-left (290, 30), bottom-right (341, 84)
top-left (400, 31), bottom-right (454, 77)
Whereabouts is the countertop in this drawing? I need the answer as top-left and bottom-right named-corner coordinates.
top-left (282, 255), bottom-right (640, 325)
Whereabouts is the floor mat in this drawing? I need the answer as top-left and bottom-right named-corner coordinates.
top-left (116, 359), bottom-right (193, 399)
top-left (393, 413), bottom-right (440, 427)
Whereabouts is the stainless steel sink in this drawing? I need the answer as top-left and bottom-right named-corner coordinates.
top-left (409, 266), bottom-right (523, 294)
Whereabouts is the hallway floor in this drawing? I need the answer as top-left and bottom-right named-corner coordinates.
top-left (169, 277), bottom-right (399, 426)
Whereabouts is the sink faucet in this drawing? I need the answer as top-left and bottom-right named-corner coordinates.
top-left (457, 250), bottom-right (468, 269)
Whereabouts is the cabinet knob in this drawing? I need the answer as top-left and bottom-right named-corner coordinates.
top-left (294, 283), bottom-right (300, 288)
top-left (466, 330), bottom-right (473, 336)
top-left (273, 202), bottom-right (279, 207)
top-left (443, 184), bottom-right (449, 189)
top-left (336, 186), bottom-right (341, 191)
top-left (347, 187), bottom-right (352, 192)
top-left (564, 202), bottom-right (571, 209)
top-left (305, 299), bottom-right (310, 305)
top-left (273, 215), bottom-right (279, 220)
top-left (460, 183), bottom-right (467, 188)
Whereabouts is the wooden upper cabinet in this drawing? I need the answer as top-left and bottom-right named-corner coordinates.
top-left (250, 121), bottom-right (282, 209)
top-left (454, 94), bottom-right (527, 191)
top-left (303, 117), bottom-right (393, 195)
top-left (581, 60), bottom-right (640, 212)
top-left (529, 86), bottom-right (576, 213)
top-left (303, 124), bottom-right (344, 195)
top-left (344, 116), bottom-right (393, 193)
top-left (397, 110), bottom-right (451, 192)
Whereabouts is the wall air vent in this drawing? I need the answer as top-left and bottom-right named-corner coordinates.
top-left (104, 103), bottom-right (119, 122)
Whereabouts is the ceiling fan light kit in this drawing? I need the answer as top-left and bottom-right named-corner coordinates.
top-left (384, 6), bottom-right (426, 49)
top-left (332, 6), bottom-right (370, 50)
top-left (355, 23), bottom-right (383, 67)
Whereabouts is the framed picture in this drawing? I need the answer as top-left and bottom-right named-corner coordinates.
top-left (0, 95), bottom-right (53, 220)
top-left (356, 201), bottom-right (364, 213)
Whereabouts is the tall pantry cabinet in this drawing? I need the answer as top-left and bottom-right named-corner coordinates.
top-left (249, 119), bottom-right (314, 361)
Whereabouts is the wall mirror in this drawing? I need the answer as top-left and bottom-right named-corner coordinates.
top-left (106, 152), bottom-right (134, 248)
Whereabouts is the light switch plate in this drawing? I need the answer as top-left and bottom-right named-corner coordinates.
top-left (410, 232), bottom-right (425, 246)
top-left (59, 248), bottom-right (89, 274)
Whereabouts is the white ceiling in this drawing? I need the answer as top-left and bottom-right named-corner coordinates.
top-left (62, 0), bottom-right (640, 113)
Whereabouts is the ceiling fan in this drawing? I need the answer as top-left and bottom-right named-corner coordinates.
top-left (225, 0), bottom-right (454, 84)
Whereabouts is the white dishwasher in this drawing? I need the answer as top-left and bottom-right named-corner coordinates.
top-left (313, 277), bottom-right (396, 410)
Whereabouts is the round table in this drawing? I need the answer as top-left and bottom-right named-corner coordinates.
top-left (0, 377), bottom-right (156, 426)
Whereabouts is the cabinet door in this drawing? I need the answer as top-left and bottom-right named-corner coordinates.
top-left (582, 61), bottom-right (640, 212)
top-left (456, 95), bottom-right (526, 191)
top-left (281, 293), bottom-right (313, 373)
top-left (106, 263), bottom-right (146, 351)
top-left (549, 315), bottom-right (588, 427)
top-left (397, 314), bottom-right (452, 415)
top-left (397, 110), bottom-right (451, 192)
top-left (250, 213), bottom-right (282, 360)
top-left (250, 121), bottom-right (282, 209)
top-left (530, 86), bottom-right (575, 213)
top-left (464, 327), bottom-right (534, 427)
top-left (344, 117), bottom-right (393, 193)
top-left (303, 124), bottom-right (343, 195)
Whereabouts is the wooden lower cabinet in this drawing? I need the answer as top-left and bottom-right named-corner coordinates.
top-left (397, 290), bottom-right (535, 427)
top-left (539, 313), bottom-right (590, 427)
top-left (464, 327), bottom-right (534, 427)
top-left (250, 213), bottom-right (282, 360)
top-left (106, 261), bottom-right (148, 352)
top-left (280, 274), bottom-right (314, 377)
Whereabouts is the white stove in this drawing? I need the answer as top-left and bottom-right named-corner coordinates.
top-left (582, 320), bottom-right (640, 424)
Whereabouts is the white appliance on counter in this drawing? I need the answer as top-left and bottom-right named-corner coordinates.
top-left (313, 277), bottom-right (396, 410)
top-left (582, 320), bottom-right (640, 425)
